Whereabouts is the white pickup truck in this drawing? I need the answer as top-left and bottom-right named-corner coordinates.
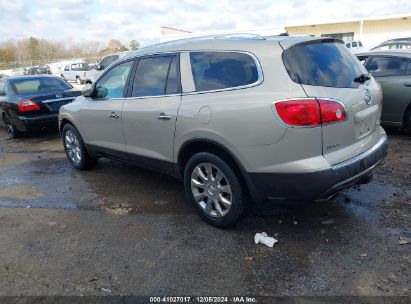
top-left (84, 51), bottom-right (129, 84)
top-left (60, 62), bottom-right (90, 85)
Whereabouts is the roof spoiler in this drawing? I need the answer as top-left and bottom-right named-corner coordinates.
top-left (280, 37), bottom-right (344, 50)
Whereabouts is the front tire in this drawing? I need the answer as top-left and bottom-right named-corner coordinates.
top-left (76, 77), bottom-right (83, 85)
top-left (62, 124), bottom-right (97, 170)
top-left (184, 152), bottom-right (246, 228)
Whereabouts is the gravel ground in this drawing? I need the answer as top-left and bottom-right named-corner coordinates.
top-left (0, 126), bottom-right (409, 296)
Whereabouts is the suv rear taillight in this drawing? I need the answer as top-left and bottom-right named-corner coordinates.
top-left (18, 99), bottom-right (40, 112)
top-left (274, 98), bottom-right (346, 127)
top-left (275, 99), bottom-right (320, 126)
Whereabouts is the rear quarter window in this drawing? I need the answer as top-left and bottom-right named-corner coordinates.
top-left (282, 42), bottom-right (367, 88)
top-left (190, 51), bottom-right (260, 92)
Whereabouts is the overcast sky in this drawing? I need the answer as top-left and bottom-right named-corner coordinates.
top-left (1, 0), bottom-right (411, 47)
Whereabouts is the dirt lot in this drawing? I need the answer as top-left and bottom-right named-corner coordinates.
top-left (0, 127), bottom-right (410, 296)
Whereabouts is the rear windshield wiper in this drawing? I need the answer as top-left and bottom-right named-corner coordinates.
top-left (353, 73), bottom-right (371, 84)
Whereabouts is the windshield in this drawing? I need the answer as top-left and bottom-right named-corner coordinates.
top-left (282, 42), bottom-right (368, 88)
top-left (11, 77), bottom-right (71, 94)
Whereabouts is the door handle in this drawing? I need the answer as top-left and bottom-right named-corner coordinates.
top-left (110, 112), bottom-right (120, 119)
top-left (403, 83), bottom-right (411, 87)
top-left (157, 113), bottom-right (171, 120)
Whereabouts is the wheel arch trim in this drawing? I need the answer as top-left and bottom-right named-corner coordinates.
top-left (177, 137), bottom-right (262, 202)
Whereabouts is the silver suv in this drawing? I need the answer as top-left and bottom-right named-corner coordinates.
top-left (59, 35), bottom-right (388, 227)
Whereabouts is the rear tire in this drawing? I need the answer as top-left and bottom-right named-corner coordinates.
top-left (62, 124), bottom-right (97, 170)
top-left (184, 152), bottom-right (246, 228)
top-left (3, 115), bottom-right (20, 139)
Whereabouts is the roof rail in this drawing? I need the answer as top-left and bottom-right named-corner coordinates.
top-left (142, 33), bottom-right (266, 50)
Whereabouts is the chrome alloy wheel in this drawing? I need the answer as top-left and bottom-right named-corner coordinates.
top-left (6, 122), bottom-right (14, 138)
top-left (64, 130), bottom-right (82, 164)
top-left (3, 116), bottom-right (15, 138)
top-left (191, 163), bottom-right (233, 218)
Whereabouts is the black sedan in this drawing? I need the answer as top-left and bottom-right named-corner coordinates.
top-left (0, 75), bottom-right (81, 138)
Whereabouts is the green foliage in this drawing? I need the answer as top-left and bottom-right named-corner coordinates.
top-left (129, 40), bottom-right (140, 50)
top-left (28, 37), bottom-right (39, 59)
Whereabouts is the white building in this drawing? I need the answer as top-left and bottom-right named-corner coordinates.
top-left (160, 14), bottom-right (411, 50)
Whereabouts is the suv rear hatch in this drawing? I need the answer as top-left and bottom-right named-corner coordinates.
top-left (281, 39), bottom-right (383, 165)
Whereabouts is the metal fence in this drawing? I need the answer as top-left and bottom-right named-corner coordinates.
top-left (0, 56), bottom-right (101, 70)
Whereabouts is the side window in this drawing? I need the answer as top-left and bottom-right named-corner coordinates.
top-left (346, 43), bottom-right (351, 48)
top-left (190, 51), bottom-right (259, 92)
top-left (99, 56), bottom-right (112, 69)
top-left (359, 41), bottom-right (363, 47)
top-left (352, 42), bottom-right (358, 48)
top-left (110, 55), bottom-right (120, 65)
top-left (64, 65), bottom-right (70, 71)
top-left (166, 56), bottom-right (179, 94)
top-left (94, 61), bottom-right (133, 99)
top-left (131, 55), bottom-right (178, 97)
top-left (366, 57), bottom-right (409, 76)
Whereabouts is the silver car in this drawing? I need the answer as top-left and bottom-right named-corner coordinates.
top-left (59, 35), bottom-right (388, 227)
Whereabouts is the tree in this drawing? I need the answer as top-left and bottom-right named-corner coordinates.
top-left (0, 40), bottom-right (16, 63)
top-left (129, 40), bottom-right (140, 50)
top-left (28, 37), bottom-right (39, 61)
top-left (107, 39), bottom-right (123, 51)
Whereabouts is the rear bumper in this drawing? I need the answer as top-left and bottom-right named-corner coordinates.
top-left (246, 135), bottom-right (388, 202)
top-left (14, 114), bottom-right (59, 132)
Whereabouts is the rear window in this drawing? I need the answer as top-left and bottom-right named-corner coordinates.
top-left (190, 51), bottom-right (259, 92)
top-left (366, 57), bottom-right (411, 76)
top-left (283, 42), bottom-right (367, 88)
top-left (11, 78), bottom-right (71, 94)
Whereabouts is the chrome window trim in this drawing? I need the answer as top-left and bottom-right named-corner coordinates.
top-left (42, 97), bottom-right (75, 104)
top-left (89, 97), bottom-right (125, 101)
top-left (125, 93), bottom-right (181, 100)
top-left (93, 94), bottom-right (182, 101)
top-left (119, 50), bottom-right (264, 96)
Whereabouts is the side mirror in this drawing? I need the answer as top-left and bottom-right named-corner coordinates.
top-left (97, 64), bottom-right (104, 70)
top-left (85, 79), bottom-right (93, 84)
top-left (81, 83), bottom-right (94, 97)
top-left (95, 86), bottom-right (108, 99)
